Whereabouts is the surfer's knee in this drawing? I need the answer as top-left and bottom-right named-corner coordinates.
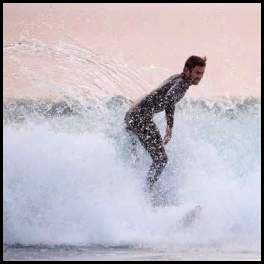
top-left (161, 152), bottom-right (168, 167)
top-left (154, 151), bottom-right (168, 168)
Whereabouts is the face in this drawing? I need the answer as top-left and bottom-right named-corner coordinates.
top-left (185, 66), bottom-right (205, 85)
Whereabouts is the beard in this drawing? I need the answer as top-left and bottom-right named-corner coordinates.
top-left (192, 79), bottom-right (200, 85)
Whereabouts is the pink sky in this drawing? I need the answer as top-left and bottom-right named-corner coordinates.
top-left (3, 3), bottom-right (261, 100)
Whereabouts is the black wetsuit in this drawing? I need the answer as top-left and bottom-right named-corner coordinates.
top-left (124, 73), bottom-right (192, 190)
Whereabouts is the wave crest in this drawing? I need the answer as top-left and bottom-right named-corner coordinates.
top-left (3, 95), bottom-right (260, 124)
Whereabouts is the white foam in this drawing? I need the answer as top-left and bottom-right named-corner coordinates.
top-left (3, 107), bottom-right (261, 252)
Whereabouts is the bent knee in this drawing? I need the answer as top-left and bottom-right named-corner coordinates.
top-left (154, 152), bottom-right (168, 167)
top-left (162, 153), bottom-right (168, 165)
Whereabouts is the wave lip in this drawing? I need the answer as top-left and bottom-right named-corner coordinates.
top-left (3, 95), bottom-right (260, 124)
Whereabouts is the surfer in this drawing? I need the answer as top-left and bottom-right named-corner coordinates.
top-left (125, 55), bottom-right (206, 191)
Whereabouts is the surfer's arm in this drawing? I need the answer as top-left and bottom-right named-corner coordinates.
top-left (163, 104), bottom-right (174, 145)
top-left (164, 84), bottom-right (178, 129)
top-left (163, 85), bottom-right (178, 144)
top-left (165, 103), bottom-right (175, 129)
top-left (164, 79), bottom-right (186, 129)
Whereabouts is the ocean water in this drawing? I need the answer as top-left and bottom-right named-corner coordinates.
top-left (3, 41), bottom-right (261, 260)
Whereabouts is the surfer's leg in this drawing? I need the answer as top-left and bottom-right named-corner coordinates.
top-left (125, 127), bottom-right (140, 166)
top-left (124, 112), bottom-right (168, 189)
top-left (137, 122), bottom-right (168, 190)
top-left (124, 111), bottom-right (142, 166)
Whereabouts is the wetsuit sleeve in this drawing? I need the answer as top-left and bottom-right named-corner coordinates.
top-left (164, 81), bottom-right (181, 129)
top-left (164, 86), bottom-right (178, 128)
top-left (165, 103), bottom-right (175, 129)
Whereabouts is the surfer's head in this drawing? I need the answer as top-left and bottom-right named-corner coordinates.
top-left (183, 55), bottom-right (206, 85)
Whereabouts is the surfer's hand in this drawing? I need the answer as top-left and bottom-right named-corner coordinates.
top-left (163, 127), bottom-right (172, 145)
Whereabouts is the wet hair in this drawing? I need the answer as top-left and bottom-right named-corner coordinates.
top-left (183, 55), bottom-right (206, 72)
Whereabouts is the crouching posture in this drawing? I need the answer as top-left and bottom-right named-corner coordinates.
top-left (124, 55), bottom-right (206, 191)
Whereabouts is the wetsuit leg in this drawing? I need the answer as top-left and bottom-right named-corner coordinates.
top-left (125, 112), bottom-right (168, 190)
top-left (136, 122), bottom-right (168, 190)
top-left (125, 127), bottom-right (140, 166)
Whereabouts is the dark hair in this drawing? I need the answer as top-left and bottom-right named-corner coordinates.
top-left (183, 55), bottom-right (206, 72)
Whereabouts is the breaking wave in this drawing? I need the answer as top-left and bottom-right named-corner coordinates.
top-left (3, 95), bottom-right (261, 250)
top-left (3, 40), bottom-right (261, 252)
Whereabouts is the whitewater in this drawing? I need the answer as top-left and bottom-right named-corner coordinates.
top-left (3, 41), bottom-right (261, 260)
